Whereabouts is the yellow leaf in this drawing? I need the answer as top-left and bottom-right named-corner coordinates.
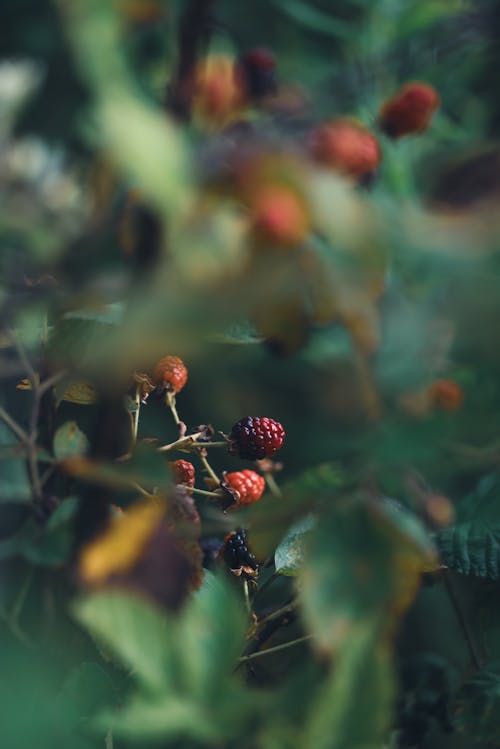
top-left (61, 382), bottom-right (98, 405)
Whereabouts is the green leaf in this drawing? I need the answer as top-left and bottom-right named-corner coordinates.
top-left (452, 663), bottom-right (500, 744)
top-left (436, 473), bottom-right (500, 578)
top-left (271, 0), bottom-right (352, 39)
top-left (63, 302), bottom-right (125, 326)
top-left (300, 497), bottom-right (436, 651)
top-left (0, 418), bottom-right (31, 503)
top-left (209, 320), bottom-right (264, 345)
top-left (302, 620), bottom-right (395, 749)
top-left (275, 514), bottom-right (316, 575)
top-left (0, 497), bottom-right (78, 565)
top-left (53, 421), bottom-right (89, 460)
top-left (73, 590), bottom-right (174, 694)
top-left (179, 571), bottom-right (246, 702)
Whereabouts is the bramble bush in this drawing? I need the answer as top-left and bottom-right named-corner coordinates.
top-left (2, 1), bottom-right (500, 748)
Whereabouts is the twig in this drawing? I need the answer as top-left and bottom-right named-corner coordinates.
top-left (131, 385), bottom-right (141, 444)
top-left (166, 391), bottom-right (181, 426)
top-left (264, 472), bottom-right (282, 498)
top-left (0, 406), bottom-right (30, 444)
top-left (444, 570), bottom-right (484, 670)
top-left (256, 599), bottom-right (298, 628)
top-left (238, 634), bottom-right (313, 663)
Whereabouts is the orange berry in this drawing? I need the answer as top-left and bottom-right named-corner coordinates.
top-left (251, 184), bottom-right (310, 246)
top-left (428, 379), bottom-right (463, 412)
top-left (193, 54), bottom-right (244, 127)
top-left (308, 119), bottom-right (381, 178)
top-left (153, 355), bottom-right (188, 394)
top-left (379, 82), bottom-right (440, 138)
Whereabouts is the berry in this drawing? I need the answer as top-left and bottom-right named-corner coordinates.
top-left (308, 119), bottom-right (381, 179)
top-left (193, 54), bottom-right (244, 127)
top-left (428, 379), bottom-right (463, 412)
top-left (229, 416), bottom-right (285, 460)
top-left (153, 355), bottom-right (188, 394)
top-left (235, 48), bottom-right (277, 100)
top-left (251, 184), bottom-right (310, 246)
top-left (221, 528), bottom-right (258, 575)
top-left (169, 459), bottom-right (195, 489)
top-left (379, 82), bottom-right (440, 138)
top-left (224, 469), bottom-right (266, 507)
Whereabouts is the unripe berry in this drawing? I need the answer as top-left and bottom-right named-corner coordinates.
top-left (428, 379), bottom-right (463, 412)
top-left (193, 54), bottom-right (244, 127)
top-left (308, 119), bottom-right (381, 179)
top-left (153, 355), bottom-right (188, 394)
top-left (251, 184), bottom-right (310, 246)
top-left (169, 459), bottom-right (195, 489)
top-left (229, 416), bottom-right (286, 460)
top-left (224, 470), bottom-right (266, 507)
top-left (379, 82), bottom-right (440, 138)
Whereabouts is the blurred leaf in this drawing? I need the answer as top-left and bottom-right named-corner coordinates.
top-left (59, 661), bottom-right (118, 720)
top-left (73, 590), bottom-right (173, 693)
top-left (271, 0), bottom-right (352, 39)
top-left (210, 319), bottom-right (264, 345)
top-left (0, 416), bottom-right (31, 503)
top-left (452, 662), bottom-right (500, 744)
top-left (303, 620), bottom-right (395, 749)
top-left (275, 514), bottom-right (316, 575)
top-left (300, 497), bottom-right (436, 651)
top-left (179, 571), bottom-right (246, 702)
top-left (54, 421), bottom-right (89, 460)
top-left (436, 473), bottom-right (500, 578)
top-left (63, 302), bottom-right (125, 326)
top-left (59, 381), bottom-right (98, 405)
top-left (0, 497), bottom-right (78, 565)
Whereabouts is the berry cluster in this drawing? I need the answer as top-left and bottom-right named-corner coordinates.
top-left (131, 356), bottom-right (286, 582)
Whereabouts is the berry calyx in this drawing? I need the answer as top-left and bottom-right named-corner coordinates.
top-left (379, 82), bottom-right (440, 138)
top-left (153, 355), bottom-right (188, 394)
top-left (251, 184), bottom-right (310, 246)
top-left (224, 469), bottom-right (266, 507)
top-left (229, 416), bottom-right (285, 460)
top-left (308, 119), bottom-right (381, 179)
top-left (428, 379), bottom-right (463, 412)
top-left (169, 459), bottom-right (196, 489)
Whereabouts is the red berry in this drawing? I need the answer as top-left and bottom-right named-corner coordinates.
top-left (235, 48), bottom-right (277, 100)
top-left (428, 379), bottom-right (463, 412)
top-left (308, 119), bottom-right (381, 178)
top-left (251, 185), bottom-right (310, 246)
top-left (229, 416), bottom-right (285, 460)
top-left (224, 470), bottom-right (266, 507)
top-left (169, 459), bottom-right (195, 489)
top-left (153, 355), bottom-right (188, 394)
top-left (379, 82), bottom-right (440, 138)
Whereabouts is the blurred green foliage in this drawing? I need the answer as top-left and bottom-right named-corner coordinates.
top-left (2, 1), bottom-right (500, 748)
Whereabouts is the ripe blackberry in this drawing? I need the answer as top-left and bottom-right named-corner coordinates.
top-left (153, 355), bottom-right (188, 394)
top-left (224, 469), bottom-right (266, 507)
top-left (221, 528), bottom-right (258, 575)
top-left (169, 459), bottom-right (195, 489)
top-left (229, 416), bottom-right (285, 460)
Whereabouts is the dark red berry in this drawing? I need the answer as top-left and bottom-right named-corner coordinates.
top-left (169, 459), bottom-right (195, 488)
top-left (224, 469), bottom-right (265, 507)
top-left (229, 416), bottom-right (285, 460)
top-left (236, 48), bottom-right (277, 100)
top-left (153, 355), bottom-right (188, 394)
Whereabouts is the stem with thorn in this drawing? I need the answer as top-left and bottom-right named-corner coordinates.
top-left (238, 634), bottom-right (313, 664)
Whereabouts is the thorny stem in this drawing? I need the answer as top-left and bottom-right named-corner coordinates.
top-left (197, 450), bottom-right (220, 485)
top-left (238, 634), bottom-right (313, 663)
top-left (243, 579), bottom-right (252, 615)
top-left (0, 406), bottom-right (30, 444)
top-left (131, 385), bottom-right (141, 444)
top-left (165, 391), bottom-right (181, 426)
top-left (178, 484), bottom-right (222, 498)
top-left (157, 432), bottom-right (205, 452)
top-left (256, 599), bottom-right (298, 629)
top-left (264, 472), bottom-right (282, 498)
